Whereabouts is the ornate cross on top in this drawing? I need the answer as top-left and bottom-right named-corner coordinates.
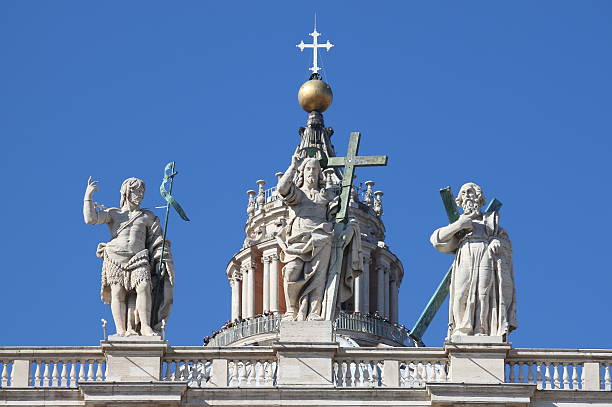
top-left (296, 24), bottom-right (334, 74)
top-left (322, 132), bottom-right (387, 320)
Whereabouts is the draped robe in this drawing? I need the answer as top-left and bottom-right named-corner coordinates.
top-left (430, 212), bottom-right (517, 338)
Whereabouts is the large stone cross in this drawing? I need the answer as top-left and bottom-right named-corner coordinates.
top-left (322, 132), bottom-right (387, 320)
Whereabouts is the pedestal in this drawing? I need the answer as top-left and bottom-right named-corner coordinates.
top-left (445, 335), bottom-right (510, 384)
top-left (275, 320), bottom-right (338, 387)
top-left (101, 336), bottom-right (167, 382)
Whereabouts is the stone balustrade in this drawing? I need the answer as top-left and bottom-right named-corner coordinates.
top-left (505, 348), bottom-right (612, 391)
top-left (0, 347), bottom-right (105, 388)
top-left (1, 345), bottom-right (612, 393)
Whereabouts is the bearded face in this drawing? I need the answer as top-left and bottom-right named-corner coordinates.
top-left (128, 187), bottom-right (144, 206)
top-left (302, 161), bottom-right (320, 188)
top-left (458, 185), bottom-right (483, 217)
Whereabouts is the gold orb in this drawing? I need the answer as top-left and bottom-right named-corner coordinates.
top-left (298, 79), bottom-right (333, 113)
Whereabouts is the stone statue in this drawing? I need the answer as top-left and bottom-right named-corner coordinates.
top-left (83, 177), bottom-right (174, 337)
top-left (430, 182), bottom-right (516, 338)
top-left (276, 149), bottom-right (361, 321)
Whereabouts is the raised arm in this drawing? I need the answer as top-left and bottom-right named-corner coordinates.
top-left (277, 147), bottom-right (301, 197)
top-left (83, 176), bottom-right (107, 225)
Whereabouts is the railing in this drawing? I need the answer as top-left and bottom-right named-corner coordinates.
top-left (206, 314), bottom-right (281, 347)
top-left (333, 348), bottom-right (449, 388)
top-left (0, 347), bottom-right (106, 388)
top-left (162, 347), bottom-right (277, 387)
top-left (206, 313), bottom-right (411, 348)
top-left (334, 312), bottom-right (411, 345)
top-left (506, 349), bottom-right (612, 390)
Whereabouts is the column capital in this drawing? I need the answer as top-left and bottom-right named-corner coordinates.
top-left (240, 259), bottom-right (257, 272)
top-left (230, 270), bottom-right (243, 282)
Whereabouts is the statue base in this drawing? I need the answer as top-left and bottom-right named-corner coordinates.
top-left (448, 334), bottom-right (505, 344)
top-left (279, 320), bottom-right (334, 343)
top-left (102, 336), bottom-right (167, 382)
top-left (276, 320), bottom-right (337, 387)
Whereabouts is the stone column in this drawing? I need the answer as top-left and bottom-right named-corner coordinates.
top-left (241, 266), bottom-right (248, 318)
top-left (377, 264), bottom-right (385, 315)
top-left (262, 256), bottom-right (271, 312)
top-left (230, 271), bottom-right (241, 321)
top-left (384, 266), bottom-right (390, 318)
top-left (389, 278), bottom-right (398, 323)
top-left (354, 273), bottom-right (362, 313)
top-left (246, 262), bottom-right (255, 317)
top-left (361, 254), bottom-right (370, 314)
top-left (269, 253), bottom-right (279, 313)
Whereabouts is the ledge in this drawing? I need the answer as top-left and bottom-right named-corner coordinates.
top-left (427, 383), bottom-right (536, 406)
top-left (79, 382), bottom-right (187, 406)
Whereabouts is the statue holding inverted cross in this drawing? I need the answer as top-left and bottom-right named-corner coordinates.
top-left (276, 132), bottom-right (387, 322)
top-left (430, 182), bottom-right (517, 339)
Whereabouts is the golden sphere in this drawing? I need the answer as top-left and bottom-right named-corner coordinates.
top-left (298, 79), bottom-right (333, 113)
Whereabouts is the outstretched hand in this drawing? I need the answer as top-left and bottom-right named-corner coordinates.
top-left (85, 176), bottom-right (99, 199)
top-left (290, 147), bottom-right (303, 167)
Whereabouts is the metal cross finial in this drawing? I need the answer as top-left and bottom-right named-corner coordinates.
top-left (296, 23), bottom-right (334, 74)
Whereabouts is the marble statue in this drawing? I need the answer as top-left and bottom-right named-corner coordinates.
top-left (276, 149), bottom-right (361, 321)
top-left (430, 182), bottom-right (516, 338)
top-left (83, 177), bottom-right (174, 336)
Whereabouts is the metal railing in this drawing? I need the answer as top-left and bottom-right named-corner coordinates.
top-left (205, 313), bottom-right (411, 347)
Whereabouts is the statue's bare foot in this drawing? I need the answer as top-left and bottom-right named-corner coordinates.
top-left (115, 330), bottom-right (126, 337)
top-left (282, 312), bottom-right (296, 321)
top-left (140, 326), bottom-right (159, 336)
top-left (296, 312), bottom-right (306, 321)
top-left (125, 329), bottom-right (138, 337)
top-left (307, 313), bottom-right (324, 321)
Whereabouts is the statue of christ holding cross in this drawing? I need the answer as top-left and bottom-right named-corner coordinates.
top-left (277, 133), bottom-right (387, 321)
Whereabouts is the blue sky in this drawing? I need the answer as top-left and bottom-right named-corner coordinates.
top-left (0, 1), bottom-right (610, 348)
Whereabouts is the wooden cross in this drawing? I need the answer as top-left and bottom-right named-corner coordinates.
top-left (322, 132), bottom-right (387, 320)
top-left (409, 187), bottom-right (502, 343)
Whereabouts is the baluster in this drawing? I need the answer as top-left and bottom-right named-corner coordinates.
top-left (536, 363), bottom-right (543, 389)
top-left (162, 361), bottom-right (169, 381)
top-left (415, 362), bottom-right (423, 387)
top-left (605, 364), bottom-right (611, 391)
top-left (43, 362), bottom-right (51, 387)
top-left (439, 361), bottom-right (447, 382)
top-left (247, 361), bottom-right (255, 386)
top-left (359, 361), bottom-right (368, 387)
top-left (69, 361), bottom-right (77, 388)
top-left (527, 363), bottom-right (534, 384)
top-left (562, 363), bottom-right (570, 389)
top-left (96, 362), bottom-right (104, 382)
top-left (400, 362), bottom-right (409, 387)
top-left (60, 362), bottom-right (67, 387)
top-left (264, 361), bottom-right (272, 386)
top-left (78, 361), bottom-right (86, 384)
top-left (372, 361), bottom-right (380, 387)
top-left (332, 362), bottom-right (339, 386)
top-left (509, 362), bottom-right (516, 383)
top-left (169, 361), bottom-right (176, 381)
top-left (544, 362), bottom-right (552, 389)
top-left (256, 361), bottom-right (264, 387)
top-left (34, 361), bottom-right (41, 387)
top-left (229, 361), bottom-right (237, 386)
top-left (341, 362), bottom-right (348, 387)
top-left (350, 362), bottom-right (357, 387)
top-left (51, 362), bottom-right (59, 387)
top-left (1, 362), bottom-right (8, 387)
top-left (572, 364), bottom-right (579, 389)
top-left (553, 362), bottom-right (560, 389)
top-left (354, 362), bottom-right (362, 387)
top-left (518, 362), bottom-right (524, 383)
top-left (87, 361), bottom-right (95, 382)
top-left (425, 362), bottom-right (436, 382)
top-left (581, 363), bottom-right (586, 389)
top-left (238, 361), bottom-right (247, 386)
